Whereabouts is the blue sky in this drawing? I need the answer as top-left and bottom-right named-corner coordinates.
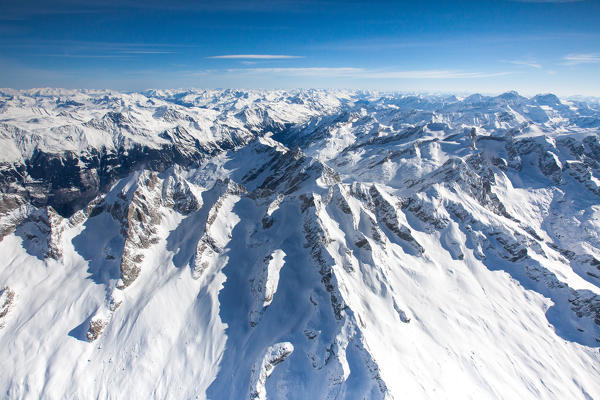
top-left (0, 0), bottom-right (599, 95)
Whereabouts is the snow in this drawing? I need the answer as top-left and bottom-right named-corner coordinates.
top-left (264, 250), bottom-right (286, 308)
top-left (249, 341), bottom-right (294, 400)
top-left (0, 89), bottom-right (600, 399)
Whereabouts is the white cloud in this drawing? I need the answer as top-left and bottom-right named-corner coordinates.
top-left (225, 67), bottom-right (361, 76)
top-left (508, 60), bottom-right (542, 69)
top-left (43, 54), bottom-right (134, 58)
top-left (116, 50), bottom-right (175, 54)
top-left (207, 54), bottom-right (303, 59)
top-left (212, 67), bottom-right (510, 79)
top-left (563, 53), bottom-right (600, 65)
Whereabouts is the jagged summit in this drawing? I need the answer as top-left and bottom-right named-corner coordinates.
top-left (0, 89), bottom-right (599, 399)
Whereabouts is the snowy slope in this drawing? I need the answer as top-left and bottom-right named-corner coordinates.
top-left (0, 89), bottom-right (599, 399)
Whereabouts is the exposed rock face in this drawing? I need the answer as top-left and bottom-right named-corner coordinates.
top-left (249, 342), bottom-right (294, 400)
top-left (0, 286), bottom-right (15, 328)
top-left (249, 250), bottom-right (286, 327)
top-left (369, 185), bottom-right (424, 255)
top-left (87, 316), bottom-right (108, 342)
top-left (191, 179), bottom-right (246, 279)
top-left (0, 89), bottom-right (600, 399)
top-left (302, 195), bottom-right (347, 321)
top-left (14, 206), bottom-right (64, 260)
top-left (0, 194), bottom-right (29, 240)
top-left (161, 167), bottom-right (202, 215)
top-left (539, 150), bottom-right (563, 183)
top-left (119, 174), bottom-right (161, 288)
top-left (570, 292), bottom-right (600, 327)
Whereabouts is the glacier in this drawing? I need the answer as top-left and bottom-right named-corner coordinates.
top-left (0, 88), bottom-right (599, 399)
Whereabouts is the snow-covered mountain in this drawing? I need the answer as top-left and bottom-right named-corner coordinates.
top-left (1, 88), bottom-right (599, 399)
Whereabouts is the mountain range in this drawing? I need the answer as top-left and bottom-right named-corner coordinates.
top-left (1, 88), bottom-right (599, 399)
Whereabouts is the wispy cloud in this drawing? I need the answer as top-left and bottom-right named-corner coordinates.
top-left (43, 54), bottom-right (134, 58)
top-left (224, 67), bottom-right (360, 76)
top-left (200, 67), bottom-right (510, 79)
top-left (563, 53), bottom-right (600, 65)
top-left (208, 54), bottom-right (303, 59)
top-left (40, 51), bottom-right (174, 58)
top-left (0, 40), bottom-right (181, 58)
top-left (0, 39), bottom-right (193, 49)
top-left (116, 50), bottom-right (175, 54)
top-left (508, 60), bottom-right (542, 69)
